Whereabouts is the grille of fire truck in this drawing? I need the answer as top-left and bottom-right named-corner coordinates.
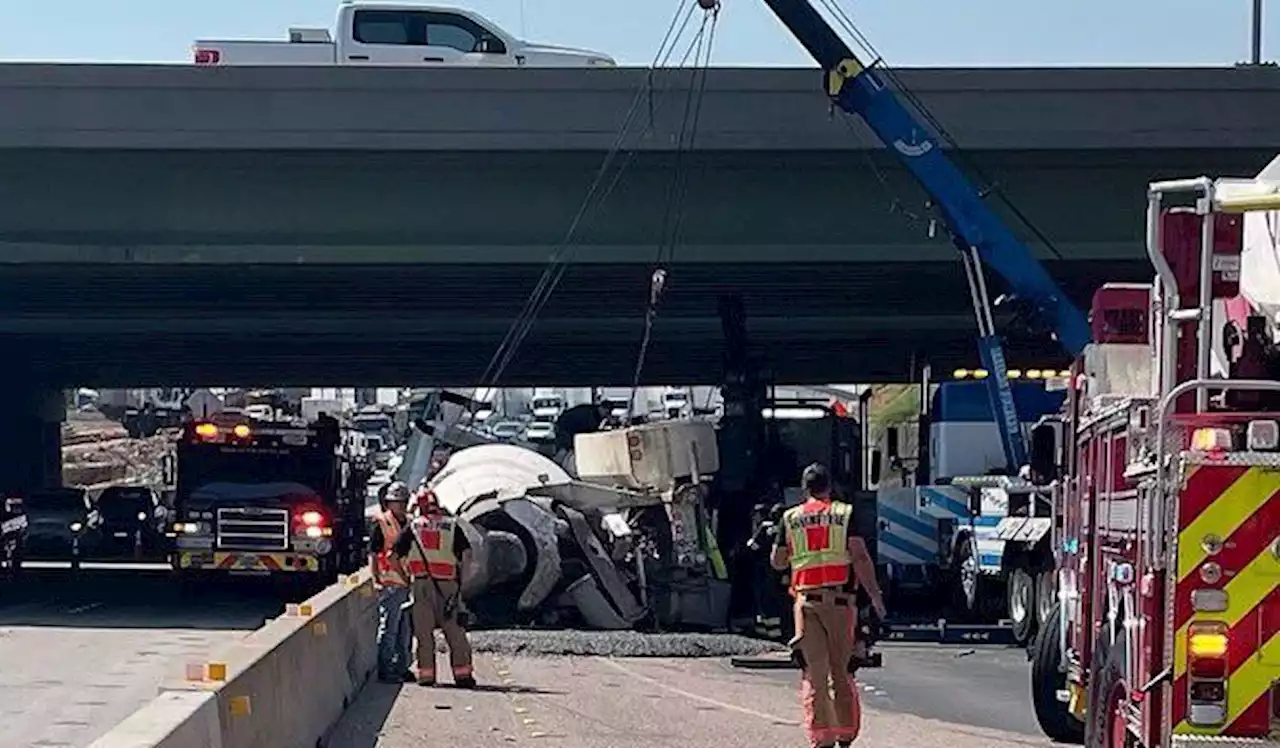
top-left (216, 507), bottom-right (289, 550)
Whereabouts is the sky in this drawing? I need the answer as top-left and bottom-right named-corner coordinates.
top-left (0, 0), bottom-right (1274, 67)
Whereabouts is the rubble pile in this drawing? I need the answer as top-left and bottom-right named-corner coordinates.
top-left (445, 629), bottom-right (785, 658)
top-left (61, 411), bottom-right (128, 446)
top-left (62, 414), bottom-right (172, 488)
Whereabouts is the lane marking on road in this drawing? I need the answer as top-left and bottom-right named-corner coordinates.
top-left (596, 657), bottom-right (801, 726)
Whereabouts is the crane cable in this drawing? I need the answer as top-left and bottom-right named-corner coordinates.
top-left (817, 0), bottom-right (1065, 262)
top-left (439, 1), bottom-right (720, 436)
top-left (626, 3), bottom-right (720, 421)
top-left (482, 4), bottom-right (719, 394)
top-left (477, 2), bottom-right (697, 392)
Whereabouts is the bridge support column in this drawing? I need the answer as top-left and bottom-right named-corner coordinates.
top-left (0, 384), bottom-right (65, 494)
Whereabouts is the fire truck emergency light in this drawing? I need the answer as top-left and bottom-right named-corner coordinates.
top-left (1188, 625), bottom-right (1228, 663)
top-left (952, 368), bottom-right (1071, 380)
top-left (1190, 428), bottom-right (1233, 453)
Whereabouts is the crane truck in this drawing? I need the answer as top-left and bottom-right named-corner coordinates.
top-left (874, 376), bottom-right (1067, 645)
top-left (1024, 160), bottom-right (1280, 747)
top-left (742, 0), bottom-right (1091, 649)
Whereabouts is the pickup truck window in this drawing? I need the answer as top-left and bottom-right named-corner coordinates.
top-left (352, 10), bottom-right (418, 45)
top-left (352, 9), bottom-right (506, 54)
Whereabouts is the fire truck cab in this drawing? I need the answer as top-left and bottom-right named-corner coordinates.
top-left (1030, 162), bottom-right (1280, 746)
top-left (169, 414), bottom-right (369, 591)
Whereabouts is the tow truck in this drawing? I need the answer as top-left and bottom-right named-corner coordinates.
top-left (169, 414), bottom-right (370, 591)
top-left (710, 0), bottom-right (1091, 651)
top-left (873, 376), bottom-right (1067, 646)
top-left (1027, 161), bottom-right (1280, 746)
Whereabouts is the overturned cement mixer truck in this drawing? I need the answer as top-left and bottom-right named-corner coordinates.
top-left (403, 416), bottom-right (732, 631)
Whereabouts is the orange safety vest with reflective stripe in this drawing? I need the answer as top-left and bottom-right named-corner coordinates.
top-left (783, 498), bottom-right (853, 591)
top-left (405, 511), bottom-right (459, 580)
top-left (372, 511), bottom-right (410, 588)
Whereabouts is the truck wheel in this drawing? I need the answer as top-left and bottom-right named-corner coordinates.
top-left (1031, 603), bottom-right (1084, 744)
top-left (1085, 639), bottom-right (1131, 748)
top-left (1034, 568), bottom-right (1056, 633)
top-left (1007, 566), bottom-right (1035, 646)
top-left (950, 536), bottom-right (980, 619)
top-left (952, 536), bottom-right (1003, 622)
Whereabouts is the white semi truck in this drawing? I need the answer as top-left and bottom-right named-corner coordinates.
top-left (193, 3), bottom-right (615, 68)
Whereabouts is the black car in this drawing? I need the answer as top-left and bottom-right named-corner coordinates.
top-left (23, 488), bottom-right (101, 565)
top-left (94, 485), bottom-right (169, 559)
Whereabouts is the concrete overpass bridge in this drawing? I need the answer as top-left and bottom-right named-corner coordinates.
top-left (0, 64), bottom-right (1276, 392)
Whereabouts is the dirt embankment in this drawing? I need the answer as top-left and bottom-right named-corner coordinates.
top-left (61, 411), bottom-right (172, 488)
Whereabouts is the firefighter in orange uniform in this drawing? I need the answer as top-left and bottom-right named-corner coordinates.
top-left (369, 481), bottom-right (414, 683)
top-left (397, 486), bottom-right (475, 688)
top-left (771, 463), bottom-right (886, 748)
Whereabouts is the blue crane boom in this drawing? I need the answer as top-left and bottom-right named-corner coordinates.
top-left (758, 0), bottom-right (1093, 471)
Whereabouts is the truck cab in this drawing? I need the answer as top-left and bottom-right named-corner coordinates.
top-left (169, 417), bottom-right (367, 589)
top-left (193, 3), bottom-right (616, 68)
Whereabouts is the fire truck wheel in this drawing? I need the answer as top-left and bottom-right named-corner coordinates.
top-left (1034, 568), bottom-right (1056, 633)
top-left (1030, 603), bottom-right (1085, 744)
top-left (1085, 644), bottom-right (1131, 748)
top-left (1007, 566), bottom-right (1035, 646)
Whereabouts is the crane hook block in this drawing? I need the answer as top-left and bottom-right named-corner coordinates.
top-left (697, 0), bottom-right (719, 10)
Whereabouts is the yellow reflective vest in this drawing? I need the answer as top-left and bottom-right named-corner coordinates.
top-left (783, 498), bottom-right (853, 591)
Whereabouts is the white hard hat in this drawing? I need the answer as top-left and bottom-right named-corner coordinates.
top-left (384, 481), bottom-right (410, 503)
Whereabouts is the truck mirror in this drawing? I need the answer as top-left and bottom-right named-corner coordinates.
top-left (885, 427), bottom-right (899, 460)
top-left (474, 34), bottom-right (506, 54)
top-left (1029, 423), bottom-right (1058, 482)
top-left (869, 448), bottom-right (882, 485)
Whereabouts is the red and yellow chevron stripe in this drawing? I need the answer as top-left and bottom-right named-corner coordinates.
top-left (1170, 460), bottom-right (1280, 738)
top-left (177, 551), bottom-right (320, 573)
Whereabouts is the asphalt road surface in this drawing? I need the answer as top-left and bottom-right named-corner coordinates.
top-left (330, 643), bottom-right (1051, 747)
top-left (0, 565), bottom-right (292, 748)
top-left (811, 642), bottom-right (1043, 737)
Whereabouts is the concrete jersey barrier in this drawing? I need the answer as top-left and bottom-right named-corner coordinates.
top-left (88, 570), bottom-right (378, 748)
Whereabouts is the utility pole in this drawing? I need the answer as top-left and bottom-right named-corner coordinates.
top-left (1252, 0), bottom-right (1264, 64)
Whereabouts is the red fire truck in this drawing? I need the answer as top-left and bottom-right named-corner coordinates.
top-left (169, 414), bottom-right (369, 591)
top-left (1030, 163), bottom-right (1280, 746)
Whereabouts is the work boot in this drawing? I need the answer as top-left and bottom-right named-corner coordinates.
top-left (400, 670), bottom-right (416, 683)
top-left (417, 673), bottom-right (436, 687)
top-left (455, 675), bottom-right (477, 689)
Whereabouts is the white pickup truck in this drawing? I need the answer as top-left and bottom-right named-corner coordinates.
top-left (193, 2), bottom-right (616, 68)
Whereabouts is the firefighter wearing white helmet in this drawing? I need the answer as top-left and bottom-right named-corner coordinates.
top-left (394, 483), bottom-right (474, 688)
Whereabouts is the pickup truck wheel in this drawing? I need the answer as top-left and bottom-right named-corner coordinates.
top-left (1007, 566), bottom-right (1035, 646)
top-left (1031, 603), bottom-right (1084, 744)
